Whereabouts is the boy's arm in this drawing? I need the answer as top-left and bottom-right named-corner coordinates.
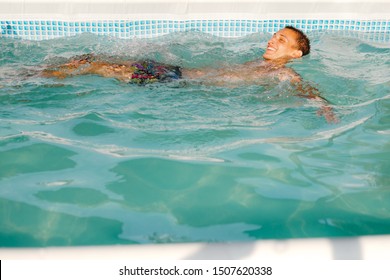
top-left (286, 70), bottom-right (339, 124)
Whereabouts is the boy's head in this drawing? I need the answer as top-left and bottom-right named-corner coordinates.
top-left (263, 26), bottom-right (310, 61)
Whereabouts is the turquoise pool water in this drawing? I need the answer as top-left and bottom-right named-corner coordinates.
top-left (0, 31), bottom-right (389, 247)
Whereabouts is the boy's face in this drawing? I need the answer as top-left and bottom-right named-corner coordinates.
top-left (263, 28), bottom-right (303, 61)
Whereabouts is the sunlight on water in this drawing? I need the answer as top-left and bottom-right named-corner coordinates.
top-left (0, 31), bottom-right (389, 246)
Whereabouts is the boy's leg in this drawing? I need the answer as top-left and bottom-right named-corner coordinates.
top-left (41, 54), bottom-right (96, 79)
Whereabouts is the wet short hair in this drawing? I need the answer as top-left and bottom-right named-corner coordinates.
top-left (285, 26), bottom-right (311, 56)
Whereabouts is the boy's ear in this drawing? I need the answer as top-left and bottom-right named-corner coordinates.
top-left (292, 49), bottom-right (303, 58)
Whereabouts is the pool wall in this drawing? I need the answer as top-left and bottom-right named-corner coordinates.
top-left (1, 0), bottom-right (390, 260)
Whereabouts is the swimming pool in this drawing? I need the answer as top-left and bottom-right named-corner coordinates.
top-left (1, 0), bottom-right (390, 259)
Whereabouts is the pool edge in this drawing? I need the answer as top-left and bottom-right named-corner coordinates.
top-left (1, 235), bottom-right (390, 260)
